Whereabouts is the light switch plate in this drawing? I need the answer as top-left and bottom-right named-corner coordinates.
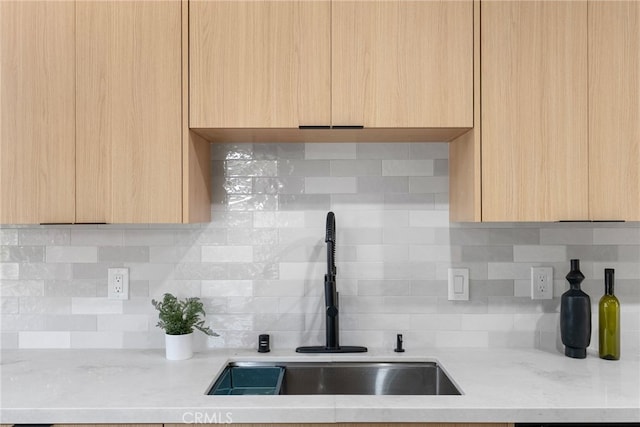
top-left (448, 268), bottom-right (469, 301)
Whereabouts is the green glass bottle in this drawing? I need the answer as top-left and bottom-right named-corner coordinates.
top-left (599, 268), bottom-right (620, 360)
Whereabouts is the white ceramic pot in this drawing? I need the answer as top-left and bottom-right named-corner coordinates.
top-left (165, 332), bottom-right (193, 360)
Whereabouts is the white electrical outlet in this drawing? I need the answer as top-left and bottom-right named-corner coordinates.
top-left (108, 267), bottom-right (129, 300)
top-left (531, 267), bottom-right (553, 300)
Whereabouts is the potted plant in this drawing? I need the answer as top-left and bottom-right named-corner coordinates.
top-left (151, 293), bottom-right (218, 360)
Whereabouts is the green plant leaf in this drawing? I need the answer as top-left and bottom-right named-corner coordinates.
top-left (151, 293), bottom-right (218, 336)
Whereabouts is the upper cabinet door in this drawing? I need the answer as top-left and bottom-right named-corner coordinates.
top-left (77, 1), bottom-right (183, 223)
top-left (332, 0), bottom-right (473, 128)
top-left (0, 1), bottom-right (76, 224)
top-left (589, 1), bottom-right (640, 221)
top-left (190, 0), bottom-right (331, 128)
top-left (481, 1), bottom-right (589, 222)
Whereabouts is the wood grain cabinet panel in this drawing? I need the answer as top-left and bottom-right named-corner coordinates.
top-left (77, 0), bottom-right (183, 223)
top-left (589, 1), bottom-right (640, 221)
top-left (190, 0), bottom-right (331, 128)
top-left (0, 1), bottom-right (76, 224)
top-left (190, 0), bottom-right (473, 136)
top-left (451, 0), bottom-right (640, 223)
top-left (480, 0), bottom-right (589, 222)
top-left (1, 0), bottom-right (209, 224)
top-left (332, 0), bottom-right (473, 128)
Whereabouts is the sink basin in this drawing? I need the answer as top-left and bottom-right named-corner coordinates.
top-left (208, 361), bottom-right (462, 395)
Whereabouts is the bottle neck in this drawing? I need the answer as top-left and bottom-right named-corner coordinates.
top-left (604, 268), bottom-right (615, 295)
top-left (566, 259), bottom-right (585, 289)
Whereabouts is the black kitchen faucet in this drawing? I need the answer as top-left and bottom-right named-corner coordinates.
top-left (296, 212), bottom-right (368, 353)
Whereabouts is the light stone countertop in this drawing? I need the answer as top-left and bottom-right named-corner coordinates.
top-left (1, 347), bottom-right (639, 424)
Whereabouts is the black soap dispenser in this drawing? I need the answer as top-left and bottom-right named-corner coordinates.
top-left (560, 259), bottom-right (591, 358)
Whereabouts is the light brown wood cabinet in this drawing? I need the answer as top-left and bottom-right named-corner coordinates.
top-left (190, 0), bottom-right (331, 129)
top-left (1, 0), bottom-right (210, 224)
top-left (332, 0), bottom-right (472, 129)
top-left (481, 0), bottom-right (589, 222)
top-left (450, 0), bottom-right (640, 222)
top-left (190, 0), bottom-right (473, 142)
top-left (588, 1), bottom-right (640, 221)
top-left (0, 1), bottom-right (76, 224)
top-left (77, 0), bottom-right (183, 223)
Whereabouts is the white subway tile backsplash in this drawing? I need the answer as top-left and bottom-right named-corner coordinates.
top-left (1, 297), bottom-right (19, 314)
top-left (382, 160), bottom-right (434, 176)
top-left (20, 229), bottom-right (70, 245)
top-left (357, 245), bottom-right (409, 262)
top-left (208, 314), bottom-right (253, 331)
top-left (408, 210), bottom-right (449, 227)
top-left (1, 332), bottom-right (18, 349)
top-left (202, 246), bottom-right (253, 263)
top-left (331, 160), bottom-right (380, 177)
top-left (201, 280), bottom-right (252, 297)
top-left (357, 176), bottom-right (408, 193)
top-left (1, 246), bottom-right (44, 262)
top-left (19, 331), bottom-right (71, 349)
top-left (253, 212), bottom-right (305, 228)
top-left (2, 142), bottom-right (639, 352)
top-left (594, 227), bottom-right (640, 245)
top-left (306, 143), bottom-right (356, 159)
top-left (22, 263), bottom-right (72, 280)
top-left (277, 296), bottom-right (322, 314)
top-left (513, 313), bottom-right (559, 332)
top-left (341, 313), bottom-right (410, 331)
top-left (46, 246), bottom-right (97, 263)
top-left (72, 298), bottom-right (123, 314)
top-left (226, 160), bottom-right (277, 177)
top-left (408, 176), bottom-right (449, 194)
top-left (149, 279), bottom-right (202, 298)
top-left (253, 280), bottom-right (311, 297)
top-left (383, 227), bottom-right (436, 245)
top-left (124, 230), bottom-right (176, 246)
top-left (279, 262), bottom-right (325, 280)
top-left (357, 143), bottom-right (410, 160)
top-left (592, 262), bottom-right (640, 279)
top-left (97, 314), bottom-right (149, 331)
top-left (0, 229), bottom-right (19, 245)
top-left (149, 246), bottom-right (200, 263)
top-left (434, 193), bottom-right (449, 210)
top-left (410, 314), bottom-right (462, 331)
top-left (71, 331), bottom-right (123, 348)
top-left (513, 245), bottom-right (566, 262)
top-left (70, 229), bottom-right (121, 246)
top-left (461, 314), bottom-right (514, 331)
top-left (409, 143), bottom-right (449, 159)
top-left (0, 280), bottom-right (44, 297)
top-left (19, 297), bottom-right (70, 314)
top-left (540, 227), bottom-right (593, 245)
top-left (0, 263), bottom-right (18, 280)
top-left (227, 297), bottom-right (279, 314)
top-left (410, 245), bottom-right (459, 262)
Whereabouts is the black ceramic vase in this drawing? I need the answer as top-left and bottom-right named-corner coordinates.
top-left (560, 259), bottom-right (591, 358)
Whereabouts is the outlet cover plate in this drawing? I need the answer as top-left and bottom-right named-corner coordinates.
top-left (108, 267), bottom-right (129, 300)
top-left (531, 267), bottom-right (553, 300)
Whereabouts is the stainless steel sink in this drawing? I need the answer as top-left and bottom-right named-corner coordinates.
top-left (209, 361), bottom-right (462, 395)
